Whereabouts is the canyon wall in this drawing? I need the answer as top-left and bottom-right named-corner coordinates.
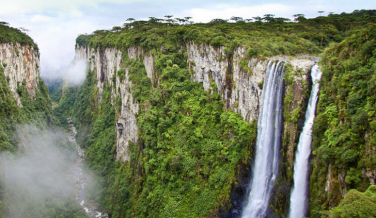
top-left (75, 43), bottom-right (316, 176)
top-left (0, 42), bottom-right (40, 107)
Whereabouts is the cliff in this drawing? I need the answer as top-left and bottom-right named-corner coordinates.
top-left (0, 37), bottom-right (51, 153)
top-left (0, 42), bottom-right (40, 107)
top-left (75, 43), bottom-right (316, 164)
top-left (73, 39), bottom-right (318, 217)
top-left (69, 14), bottom-right (376, 217)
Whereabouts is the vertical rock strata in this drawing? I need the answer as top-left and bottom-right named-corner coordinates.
top-left (0, 43), bottom-right (40, 106)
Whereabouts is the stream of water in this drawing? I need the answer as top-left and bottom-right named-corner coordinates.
top-left (288, 64), bottom-right (322, 218)
top-left (242, 61), bottom-right (285, 218)
top-left (67, 118), bottom-right (108, 218)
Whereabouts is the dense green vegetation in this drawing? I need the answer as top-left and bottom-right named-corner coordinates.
top-left (0, 66), bottom-right (86, 217)
top-left (76, 10), bottom-right (376, 59)
top-left (49, 9), bottom-right (376, 218)
top-left (330, 185), bottom-right (376, 218)
top-left (0, 65), bottom-right (53, 151)
top-left (60, 9), bottom-right (376, 217)
top-left (123, 59), bottom-right (256, 217)
top-left (44, 78), bottom-right (64, 103)
top-left (59, 48), bottom-right (257, 217)
top-left (0, 22), bottom-right (38, 50)
top-left (310, 24), bottom-right (376, 216)
top-left (0, 27), bottom-right (86, 217)
top-left (0, 125), bottom-right (88, 218)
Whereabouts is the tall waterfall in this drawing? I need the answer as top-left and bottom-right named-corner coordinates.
top-left (242, 61), bottom-right (285, 218)
top-left (288, 64), bottom-right (322, 218)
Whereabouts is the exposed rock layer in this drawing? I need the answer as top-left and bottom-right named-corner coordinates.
top-left (0, 43), bottom-right (40, 106)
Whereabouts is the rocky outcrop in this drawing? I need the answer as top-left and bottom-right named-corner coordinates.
top-left (0, 43), bottom-right (40, 106)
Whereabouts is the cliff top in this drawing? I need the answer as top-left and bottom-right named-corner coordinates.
top-left (0, 22), bottom-right (38, 51)
top-left (76, 10), bottom-right (376, 57)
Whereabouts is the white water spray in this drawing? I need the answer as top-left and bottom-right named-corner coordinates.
top-left (288, 64), bottom-right (322, 218)
top-left (242, 61), bottom-right (285, 218)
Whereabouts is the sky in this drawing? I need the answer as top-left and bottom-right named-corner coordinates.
top-left (0, 0), bottom-right (375, 80)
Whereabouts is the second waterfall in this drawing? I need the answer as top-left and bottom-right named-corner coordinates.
top-left (242, 61), bottom-right (285, 218)
top-left (288, 64), bottom-right (322, 218)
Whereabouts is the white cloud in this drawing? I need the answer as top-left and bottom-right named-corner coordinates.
top-left (189, 4), bottom-right (292, 23)
top-left (27, 18), bottom-right (103, 80)
top-left (64, 59), bottom-right (88, 86)
top-left (0, 0), bottom-right (139, 15)
top-left (31, 15), bottom-right (54, 22)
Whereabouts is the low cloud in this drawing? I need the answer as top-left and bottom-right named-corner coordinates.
top-left (0, 124), bottom-right (85, 217)
top-left (64, 59), bottom-right (88, 86)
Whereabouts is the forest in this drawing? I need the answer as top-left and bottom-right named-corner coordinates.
top-left (1, 9), bottom-right (376, 218)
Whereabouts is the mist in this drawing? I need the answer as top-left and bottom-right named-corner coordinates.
top-left (64, 59), bottom-right (88, 86)
top-left (0, 124), bottom-right (88, 217)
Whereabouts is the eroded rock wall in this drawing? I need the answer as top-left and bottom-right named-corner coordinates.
top-left (0, 43), bottom-right (40, 106)
top-left (77, 43), bottom-right (317, 167)
top-left (187, 43), bottom-right (316, 123)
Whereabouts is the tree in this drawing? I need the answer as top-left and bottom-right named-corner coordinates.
top-left (164, 15), bottom-right (174, 24)
top-left (175, 18), bottom-right (186, 24)
top-left (19, 27), bottom-right (29, 32)
top-left (181, 17), bottom-right (193, 25)
top-left (230, 16), bottom-right (243, 22)
top-left (318, 11), bottom-right (325, 16)
top-left (111, 26), bottom-right (121, 32)
top-left (253, 16), bottom-right (262, 22)
top-left (293, 14), bottom-right (305, 22)
top-left (148, 17), bottom-right (157, 22)
top-left (126, 18), bottom-right (135, 22)
top-left (274, 17), bottom-right (290, 23)
top-left (209, 19), bottom-right (228, 24)
top-left (0, 21), bottom-right (9, 26)
top-left (184, 17), bottom-right (192, 22)
top-left (263, 14), bottom-right (275, 22)
top-left (245, 18), bottom-right (253, 23)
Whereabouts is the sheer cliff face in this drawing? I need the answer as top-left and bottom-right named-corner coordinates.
top-left (0, 43), bottom-right (40, 107)
top-left (75, 43), bottom-right (316, 163)
top-left (75, 45), bottom-right (154, 162)
top-left (187, 43), bottom-right (316, 122)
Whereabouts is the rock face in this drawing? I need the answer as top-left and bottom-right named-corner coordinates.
top-left (76, 43), bottom-right (317, 165)
top-left (187, 43), bottom-right (316, 123)
top-left (0, 43), bottom-right (40, 106)
top-left (76, 46), bottom-right (138, 162)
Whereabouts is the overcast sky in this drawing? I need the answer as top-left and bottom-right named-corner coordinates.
top-left (0, 0), bottom-right (375, 79)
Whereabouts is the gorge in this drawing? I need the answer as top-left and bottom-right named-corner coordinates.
top-left (1, 9), bottom-right (376, 218)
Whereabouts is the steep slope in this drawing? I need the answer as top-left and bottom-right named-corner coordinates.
top-left (310, 24), bottom-right (376, 217)
top-left (0, 24), bottom-right (52, 151)
top-left (66, 23), bottom-right (318, 217)
top-left (0, 23), bottom-right (88, 218)
top-left (54, 11), bottom-right (376, 217)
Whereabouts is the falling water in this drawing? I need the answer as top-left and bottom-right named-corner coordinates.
top-left (288, 64), bottom-right (322, 218)
top-left (242, 61), bottom-right (285, 218)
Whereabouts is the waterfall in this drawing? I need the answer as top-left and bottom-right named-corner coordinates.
top-left (242, 61), bottom-right (285, 218)
top-left (288, 64), bottom-right (322, 218)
